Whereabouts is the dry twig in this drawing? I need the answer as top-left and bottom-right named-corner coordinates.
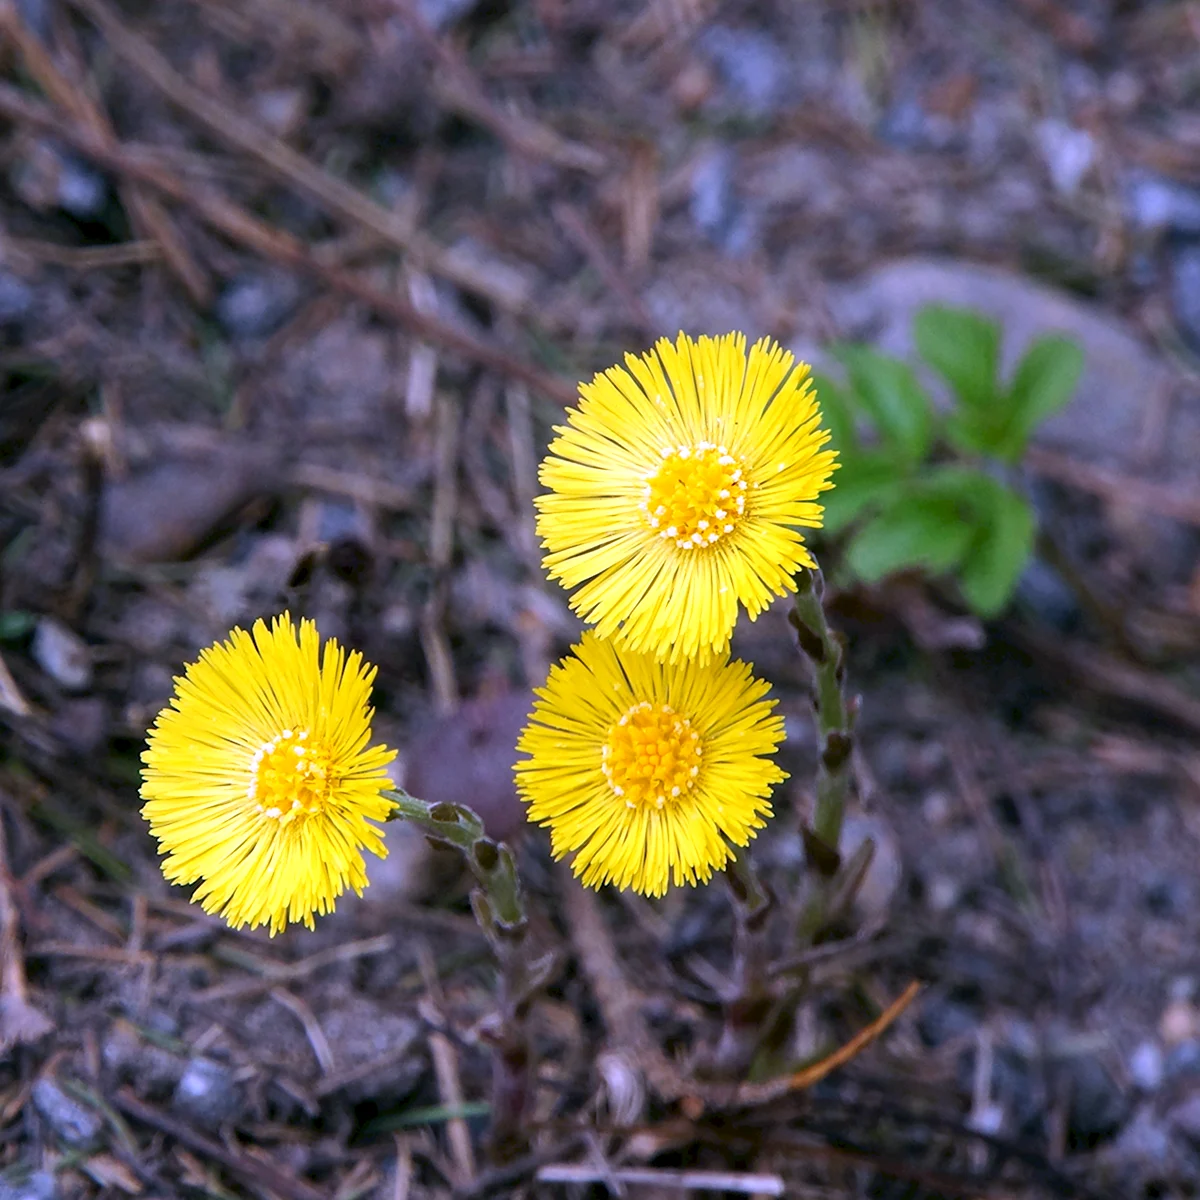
top-left (0, 0), bottom-right (210, 303)
top-left (0, 82), bottom-right (578, 404)
top-left (63, 0), bottom-right (533, 311)
top-left (0, 812), bottom-right (53, 1052)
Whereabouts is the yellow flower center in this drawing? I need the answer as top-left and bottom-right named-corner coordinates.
top-left (247, 728), bottom-right (334, 822)
top-left (601, 702), bottom-right (703, 810)
top-left (639, 442), bottom-right (748, 551)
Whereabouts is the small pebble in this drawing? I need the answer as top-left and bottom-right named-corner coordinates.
top-left (927, 874), bottom-right (961, 914)
top-left (0, 272), bottom-right (34, 326)
top-left (1161, 997), bottom-right (1198, 1046)
top-left (31, 617), bottom-right (91, 691)
top-left (699, 25), bottom-right (788, 115)
top-left (417, 0), bottom-right (479, 30)
top-left (917, 995), bottom-right (977, 1048)
top-left (216, 270), bottom-right (301, 340)
top-left (921, 790), bottom-right (953, 828)
top-left (1168, 1089), bottom-right (1200, 1150)
top-left (1015, 558), bottom-right (1081, 632)
top-left (0, 1169), bottom-right (57, 1200)
top-left (690, 147), bottom-right (736, 244)
top-left (31, 1079), bottom-right (103, 1149)
top-left (55, 155), bottom-right (107, 218)
top-left (1127, 172), bottom-right (1200, 235)
top-left (1165, 1039), bottom-right (1200, 1081)
top-left (1169, 244), bottom-right (1200, 354)
top-left (1065, 1056), bottom-right (1127, 1148)
top-left (1035, 118), bottom-right (1095, 197)
top-left (15, 0), bottom-right (53, 42)
top-left (173, 1058), bottom-right (240, 1128)
top-left (1129, 1040), bottom-right (1164, 1092)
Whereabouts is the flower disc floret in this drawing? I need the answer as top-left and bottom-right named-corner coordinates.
top-left (537, 331), bottom-right (837, 664)
top-left (602, 702), bottom-right (702, 806)
top-left (640, 442), bottom-right (747, 550)
top-left (140, 613), bottom-right (396, 935)
top-left (515, 633), bottom-right (787, 897)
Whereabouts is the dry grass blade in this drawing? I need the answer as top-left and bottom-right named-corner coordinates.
top-left (398, 1), bottom-right (606, 175)
top-left (64, 0), bottom-right (531, 312)
top-left (731, 980), bottom-right (922, 1106)
top-left (0, 82), bottom-right (578, 404)
top-left (114, 1089), bottom-right (327, 1200)
top-left (536, 1164), bottom-right (785, 1194)
top-left (1025, 445), bottom-right (1200, 529)
top-left (0, 814), bottom-right (54, 1053)
top-left (0, 0), bottom-right (210, 304)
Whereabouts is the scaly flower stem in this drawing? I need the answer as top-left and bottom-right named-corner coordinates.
top-left (790, 568), bottom-right (853, 858)
top-left (385, 789), bottom-right (534, 1162)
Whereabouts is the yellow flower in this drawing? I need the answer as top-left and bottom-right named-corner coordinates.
top-left (515, 633), bottom-right (787, 897)
top-left (140, 614), bottom-right (396, 935)
top-left (537, 332), bottom-right (837, 664)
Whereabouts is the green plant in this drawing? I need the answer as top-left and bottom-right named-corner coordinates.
top-left (814, 305), bottom-right (1084, 617)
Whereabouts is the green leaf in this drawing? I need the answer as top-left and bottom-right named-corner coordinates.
top-left (845, 488), bottom-right (974, 583)
top-left (361, 1101), bottom-right (491, 1135)
top-left (809, 371), bottom-right (859, 458)
top-left (943, 407), bottom-right (996, 457)
top-left (0, 610), bottom-right (34, 640)
top-left (834, 345), bottom-right (933, 464)
top-left (820, 451), bottom-right (907, 535)
top-left (914, 304), bottom-right (1000, 411)
top-left (994, 335), bottom-right (1083, 462)
top-left (957, 482), bottom-right (1036, 616)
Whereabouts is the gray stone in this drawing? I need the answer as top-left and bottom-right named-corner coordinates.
top-left (31, 1079), bottom-right (102, 1149)
top-left (15, 0), bottom-right (52, 42)
top-left (917, 996), bottom-right (977, 1048)
top-left (55, 155), bottom-right (107, 219)
top-left (1129, 1040), bottom-right (1165, 1092)
top-left (1168, 1088), bottom-right (1200, 1150)
top-left (1165, 1039), bottom-right (1200, 1081)
top-left (31, 618), bottom-right (91, 691)
top-left (417, 0), bottom-right (479, 30)
top-left (173, 1058), bottom-right (240, 1128)
top-left (699, 26), bottom-right (788, 115)
top-left (690, 147), bottom-right (736, 245)
top-left (830, 258), bottom-right (1179, 473)
top-left (1113, 1105), bottom-right (1172, 1164)
top-left (1170, 244), bottom-right (1200, 354)
top-left (0, 1169), bottom-right (57, 1200)
top-left (1015, 558), bottom-right (1081, 632)
top-left (216, 270), bottom-right (301, 339)
top-left (0, 272), bottom-right (33, 326)
top-left (1127, 173), bottom-right (1200, 236)
top-left (1035, 119), bottom-right (1095, 197)
top-left (1065, 1056), bottom-right (1127, 1148)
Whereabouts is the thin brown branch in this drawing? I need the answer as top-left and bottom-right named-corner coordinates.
top-left (64, 0), bottom-right (534, 312)
top-left (0, 0), bottom-right (210, 304)
top-left (1026, 445), bottom-right (1200, 529)
top-left (0, 82), bottom-right (578, 404)
top-left (113, 1089), bottom-right (327, 1200)
top-left (552, 202), bottom-right (654, 331)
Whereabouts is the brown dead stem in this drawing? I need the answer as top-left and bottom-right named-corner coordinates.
top-left (0, 83), bottom-right (578, 405)
top-left (63, 0), bottom-right (538, 312)
top-left (0, 0), bottom-right (210, 303)
top-left (0, 811), bottom-right (54, 1053)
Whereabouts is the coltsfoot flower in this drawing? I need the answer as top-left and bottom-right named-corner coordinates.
top-left (515, 633), bottom-right (787, 897)
top-left (537, 332), bottom-right (837, 664)
top-left (140, 614), bottom-right (396, 934)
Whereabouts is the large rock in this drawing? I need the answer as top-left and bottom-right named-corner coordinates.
top-left (828, 258), bottom-right (1184, 474)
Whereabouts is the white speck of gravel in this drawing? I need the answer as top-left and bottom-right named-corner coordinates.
top-left (1130, 1040), bottom-right (1165, 1092)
